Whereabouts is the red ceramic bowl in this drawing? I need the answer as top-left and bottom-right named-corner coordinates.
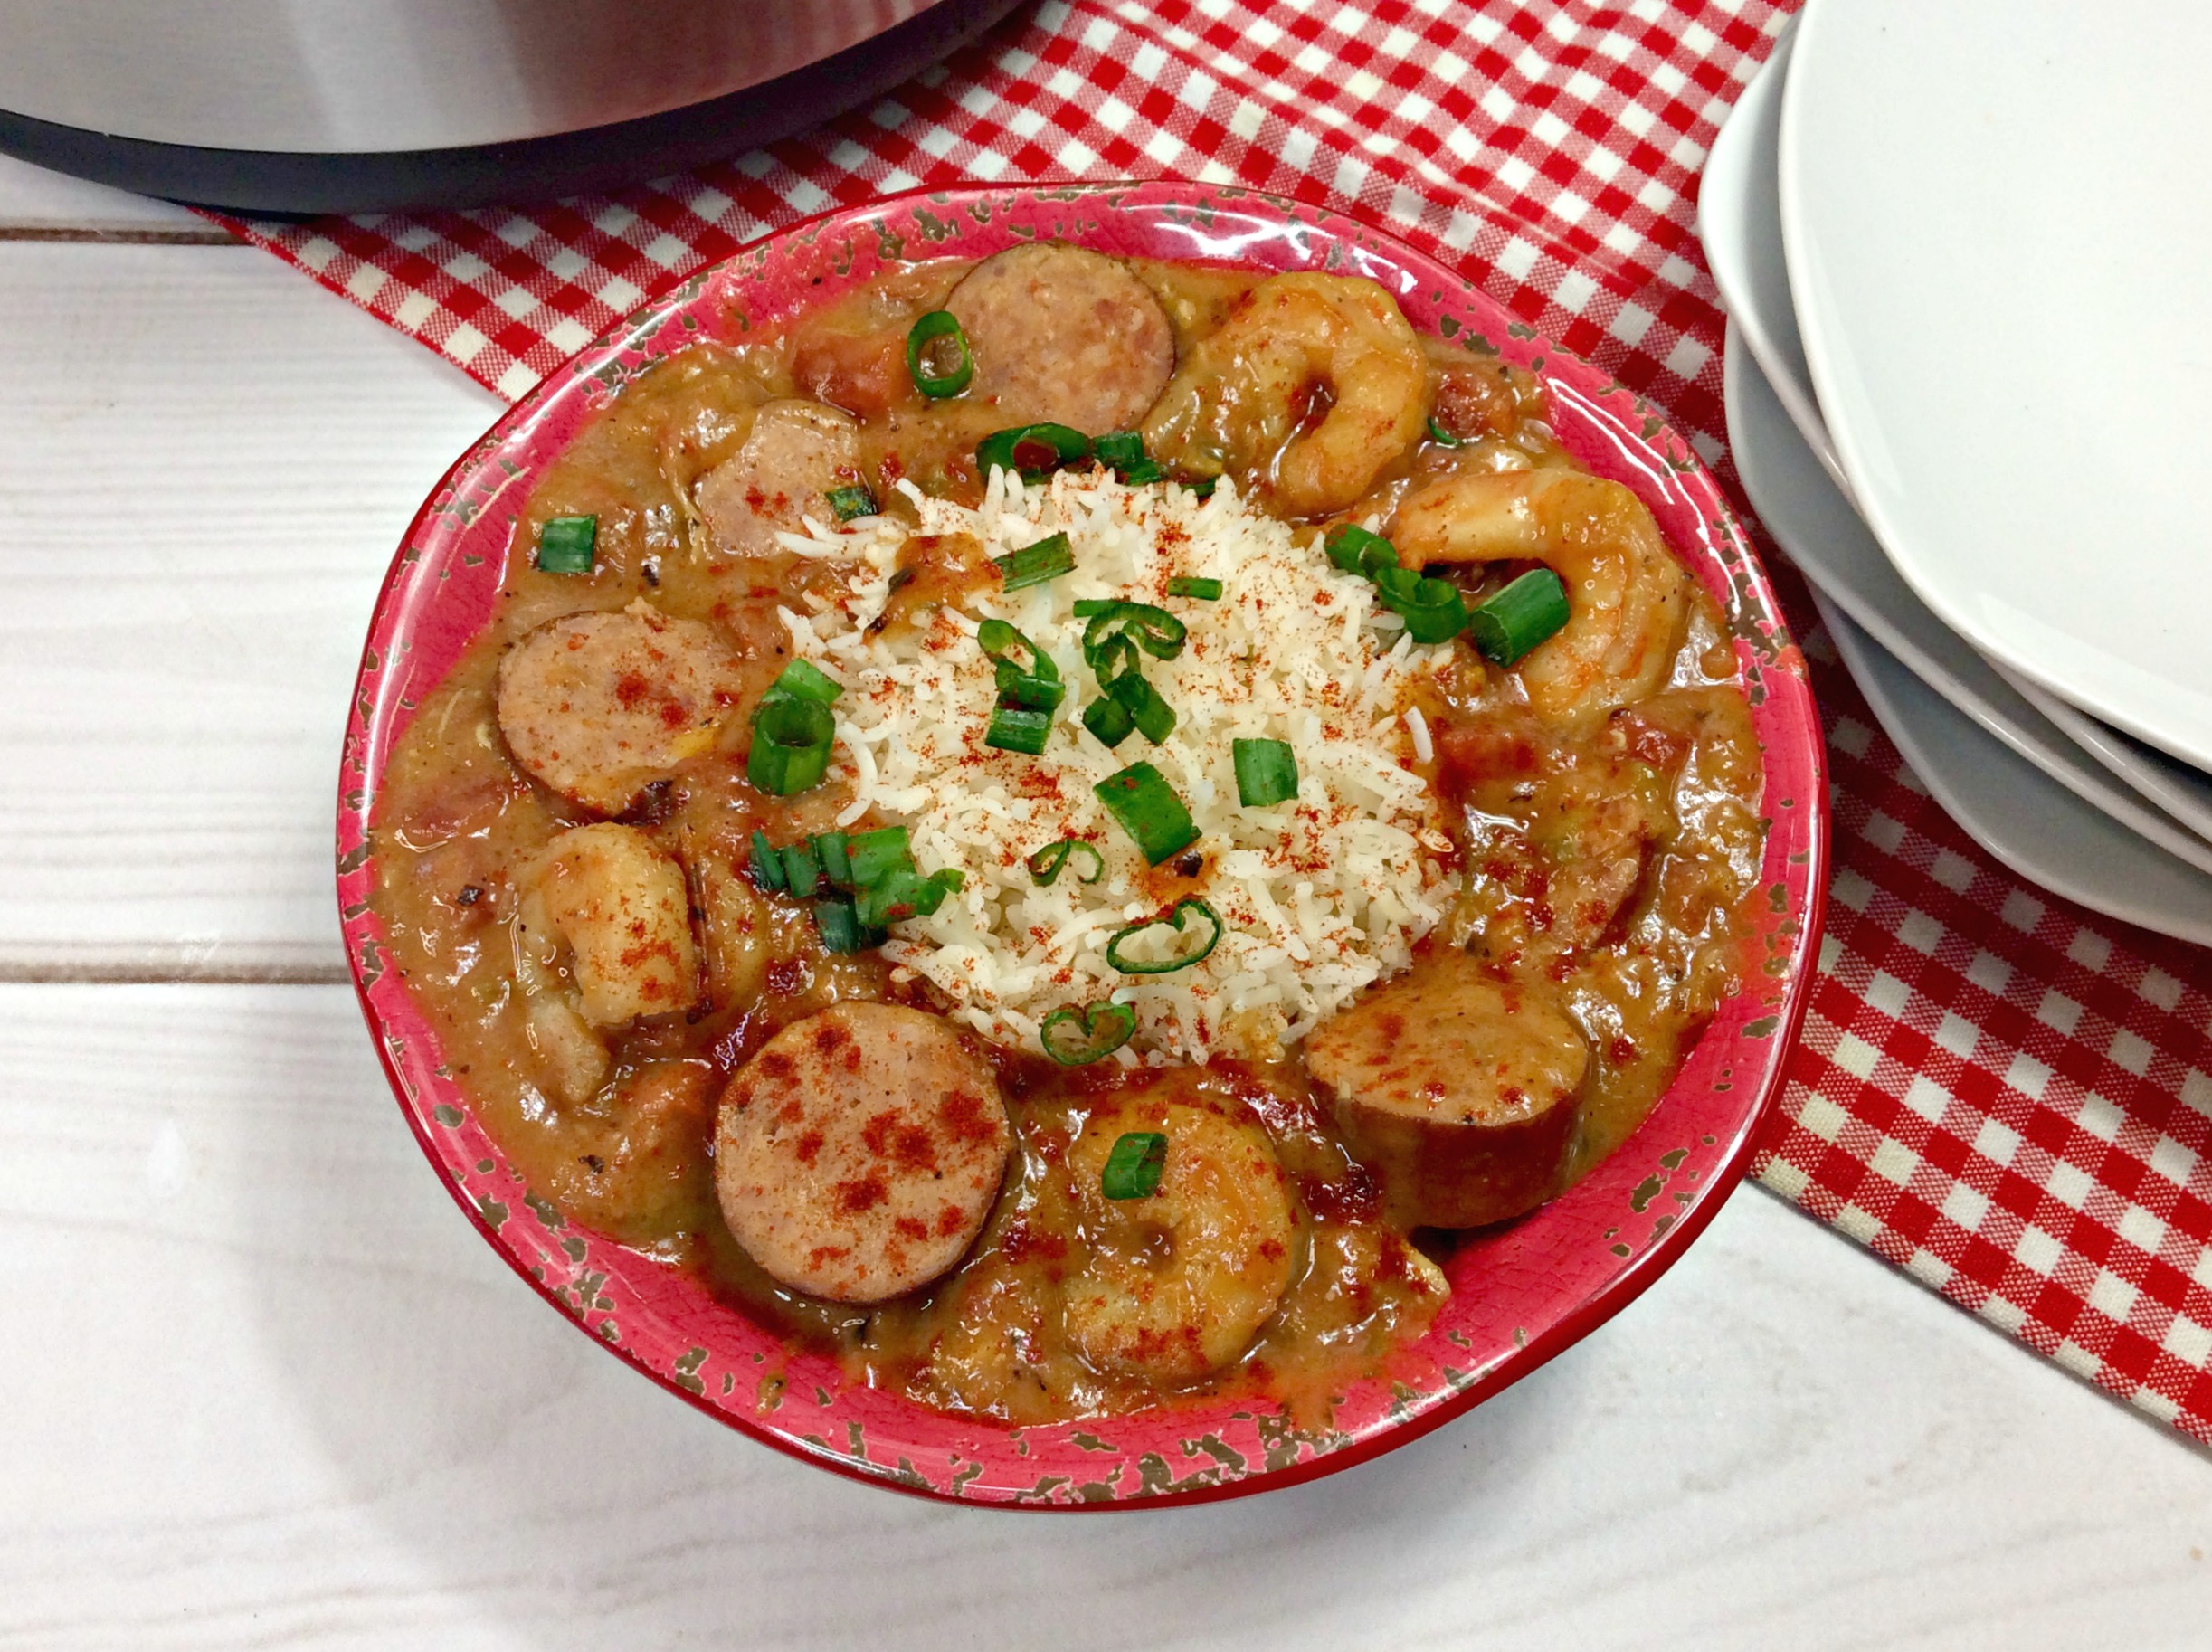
top-left (339, 181), bottom-right (1828, 1507)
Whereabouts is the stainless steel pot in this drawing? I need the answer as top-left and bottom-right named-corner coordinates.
top-left (0, 0), bottom-right (1025, 214)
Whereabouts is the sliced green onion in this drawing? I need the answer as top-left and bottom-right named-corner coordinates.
top-left (1232, 737), bottom-right (1299, 807)
top-left (813, 897), bottom-right (884, 955)
top-left (1467, 567), bottom-right (1571, 666)
top-left (1323, 522), bottom-right (1394, 575)
top-left (1426, 415), bottom-right (1463, 448)
top-left (905, 309), bottom-right (973, 399)
top-left (748, 829), bottom-right (786, 893)
top-left (1100, 1130), bottom-right (1168, 1198)
top-left (1092, 430), bottom-right (1146, 471)
top-left (1071, 598), bottom-right (1117, 618)
top-left (844, 826), bottom-right (911, 889)
top-left (1167, 576), bottom-right (1223, 600)
top-left (856, 868), bottom-right (923, 927)
top-left (764, 659), bottom-right (844, 705)
top-left (1081, 602), bottom-right (1185, 669)
top-left (1106, 669), bottom-right (1176, 745)
top-left (996, 671), bottom-right (1068, 713)
top-left (913, 868), bottom-right (964, 916)
top-left (1119, 459), bottom-right (1166, 486)
top-left (1027, 838), bottom-right (1105, 886)
top-left (1039, 1001), bottom-right (1137, 1067)
top-left (825, 484), bottom-right (878, 521)
top-left (1082, 694), bottom-right (1135, 748)
top-left (813, 830), bottom-right (853, 889)
top-left (993, 531), bottom-right (1075, 592)
top-left (1095, 762), bottom-right (1198, 866)
top-left (1182, 476), bottom-right (1219, 500)
top-left (976, 422), bottom-right (1091, 484)
top-left (977, 618), bottom-right (1059, 685)
top-left (1106, 898), bottom-right (1222, 975)
top-left (985, 704), bottom-right (1053, 755)
top-left (747, 694), bottom-right (835, 795)
top-left (780, 839), bottom-right (823, 900)
top-left (1374, 567), bottom-right (1469, 644)
top-left (535, 515), bottom-right (597, 574)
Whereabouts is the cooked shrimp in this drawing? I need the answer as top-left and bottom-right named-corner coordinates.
top-left (1392, 467), bottom-right (1688, 724)
top-left (1140, 272), bottom-right (1431, 518)
top-left (497, 601), bottom-right (745, 815)
top-left (548, 1059), bottom-right (718, 1243)
top-left (692, 397), bottom-right (864, 558)
top-left (716, 1002), bottom-right (1011, 1303)
top-left (1305, 951), bottom-right (1588, 1228)
top-left (1061, 1086), bottom-right (1296, 1383)
top-left (517, 822), bottom-right (699, 1030)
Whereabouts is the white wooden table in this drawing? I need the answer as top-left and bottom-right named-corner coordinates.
top-left (5, 151), bottom-right (2208, 1650)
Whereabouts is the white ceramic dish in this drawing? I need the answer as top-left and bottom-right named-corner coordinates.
top-left (1996, 667), bottom-right (2212, 846)
top-left (1724, 326), bottom-right (2212, 881)
top-left (1781, 0), bottom-right (2212, 769)
top-left (1813, 591), bottom-right (2212, 945)
top-left (1696, 14), bottom-right (1854, 501)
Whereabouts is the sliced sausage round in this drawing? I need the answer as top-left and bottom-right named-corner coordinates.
top-left (715, 1002), bottom-right (1011, 1303)
top-left (692, 397), bottom-right (863, 558)
top-left (944, 243), bottom-right (1176, 435)
top-left (496, 602), bottom-right (745, 815)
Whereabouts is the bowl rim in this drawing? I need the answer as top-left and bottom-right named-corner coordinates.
top-left (338, 178), bottom-right (1830, 1509)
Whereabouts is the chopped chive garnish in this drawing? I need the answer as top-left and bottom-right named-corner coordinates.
top-left (535, 515), bottom-right (597, 574)
top-left (813, 897), bottom-right (884, 955)
top-left (746, 694), bottom-right (834, 795)
top-left (825, 484), bottom-right (878, 521)
top-left (1233, 737), bottom-right (1300, 807)
top-left (1100, 1130), bottom-right (1168, 1197)
top-left (905, 309), bottom-right (974, 399)
top-left (1467, 567), bottom-right (1571, 666)
top-left (748, 829), bottom-right (786, 892)
top-left (1095, 761), bottom-right (1199, 866)
top-left (1039, 1001), bottom-right (1137, 1067)
top-left (1167, 576), bottom-right (1223, 600)
top-left (814, 830), bottom-right (852, 889)
top-left (1426, 415), bottom-right (1463, 447)
top-left (993, 531), bottom-right (1075, 592)
top-left (1092, 430), bottom-right (1146, 471)
top-left (1323, 522), bottom-right (1395, 575)
top-left (1082, 694), bottom-right (1135, 748)
top-left (765, 659), bottom-right (844, 705)
top-left (844, 826), bottom-right (912, 889)
top-left (976, 422), bottom-right (1091, 484)
top-left (779, 839), bottom-right (823, 900)
top-left (1106, 669), bottom-right (1176, 745)
top-left (1027, 838), bottom-right (1106, 886)
top-left (985, 704), bottom-right (1053, 755)
top-left (1106, 898), bottom-right (1222, 975)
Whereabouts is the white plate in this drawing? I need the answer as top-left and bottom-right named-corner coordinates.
top-left (1995, 666), bottom-right (2212, 844)
top-left (1780, 0), bottom-right (2212, 769)
top-left (1724, 325), bottom-right (2212, 878)
top-left (1812, 591), bottom-right (2212, 945)
top-left (1696, 15), bottom-right (1854, 502)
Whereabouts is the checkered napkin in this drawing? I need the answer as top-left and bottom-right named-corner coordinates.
top-left (219, 0), bottom-right (2212, 1443)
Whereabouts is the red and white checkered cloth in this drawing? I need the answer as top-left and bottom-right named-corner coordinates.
top-left (219, 0), bottom-right (2212, 1443)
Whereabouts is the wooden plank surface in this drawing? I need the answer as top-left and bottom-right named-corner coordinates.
top-left (0, 242), bottom-right (498, 977)
top-left (5, 983), bottom-right (2210, 1652)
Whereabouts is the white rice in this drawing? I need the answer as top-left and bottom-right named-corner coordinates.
top-left (774, 468), bottom-right (1457, 1065)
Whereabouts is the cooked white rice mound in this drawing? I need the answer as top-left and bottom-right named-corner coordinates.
top-left (774, 467), bottom-right (1457, 1066)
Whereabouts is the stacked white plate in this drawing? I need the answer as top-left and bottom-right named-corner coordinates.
top-left (1702, 0), bottom-right (2212, 943)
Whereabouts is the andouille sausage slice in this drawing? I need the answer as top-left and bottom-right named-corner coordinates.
top-left (1305, 951), bottom-right (1589, 1228)
top-left (497, 601), bottom-right (745, 815)
top-left (693, 398), bottom-right (864, 558)
top-left (715, 1002), bottom-right (1011, 1303)
top-left (944, 243), bottom-right (1176, 435)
